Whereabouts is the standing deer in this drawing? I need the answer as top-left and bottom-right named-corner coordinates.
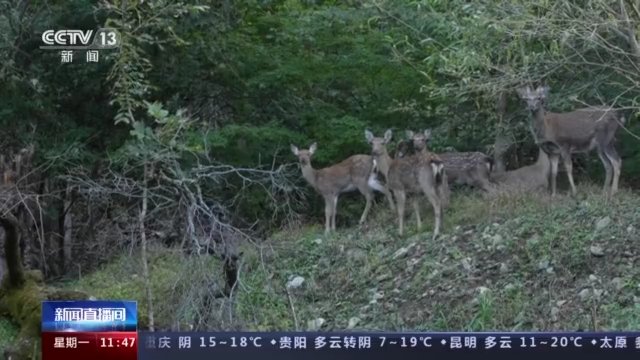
top-left (517, 85), bottom-right (625, 196)
top-left (365, 129), bottom-right (445, 239)
top-left (290, 143), bottom-right (395, 234)
top-left (492, 147), bottom-right (551, 193)
top-left (403, 130), bottom-right (493, 193)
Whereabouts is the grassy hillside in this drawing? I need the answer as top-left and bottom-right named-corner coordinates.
top-left (59, 184), bottom-right (640, 331)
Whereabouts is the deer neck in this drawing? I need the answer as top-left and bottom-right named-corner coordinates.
top-left (300, 163), bottom-right (318, 189)
top-left (529, 107), bottom-right (548, 143)
top-left (373, 148), bottom-right (392, 176)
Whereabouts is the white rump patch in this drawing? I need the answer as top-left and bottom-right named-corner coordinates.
top-left (431, 163), bottom-right (443, 175)
top-left (368, 173), bottom-right (386, 192)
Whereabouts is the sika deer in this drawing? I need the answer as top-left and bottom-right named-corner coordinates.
top-left (492, 147), bottom-right (551, 193)
top-left (365, 130), bottom-right (445, 239)
top-left (402, 129), bottom-right (492, 193)
top-left (290, 143), bottom-right (395, 234)
top-left (517, 85), bottom-right (625, 196)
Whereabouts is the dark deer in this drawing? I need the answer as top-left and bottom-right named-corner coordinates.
top-left (290, 143), bottom-right (395, 234)
top-left (517, 85), bottom-right (625, 196)
top-left (365, 129), bottom-right (445, 239)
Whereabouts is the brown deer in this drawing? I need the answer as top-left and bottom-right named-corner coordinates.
top-left (492, 147), bottom-right (551, 193)
top-left (365, 129), bottom-right (445, 239)
top-left (290, 143), bottom-right (395, 234)
top-left (517, 85), bottom-right (625, 196)
top-left (402, 130), bottom-right (493, 193)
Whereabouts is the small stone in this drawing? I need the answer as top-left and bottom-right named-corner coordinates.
top-left (611, 277), bottom-right (625, 291)
top-left (593, 289), bottom-right (604, 300)
top-left (286, 276), bottom-right (305, 289)
top-left (550, 306), bottom-right (560, 322)
top-left (595, 216), bottom-right (611, 231)
top-left (499, 263), bottom-right (509, 273)
top-left (556, 300), bottom-right (567, 307)
top-left (492, 222), bottom-right (500, 227)
top-left (627, 225), bottom-right (635, 234)
top-left (590, 245), bottom-right (605, 257)
top-left (588, 274), bottom-right (598, 282)
top-left (307, 318), bottom-right (325, 330)
top-left (477, 286), bottom-right (491, 295)
top-left (491, 234), bottom-right (504, 246)
top-left (578, 288), bottom-right (591, 301)
top-left (496, 245), bottom-right (506, 251)
top-left (538, 258), bottom-right (550, 271)
top-left (393, 243), bottom-right (415, 259)
top-left (371, 291), bottom-right (384, 301)
top-left (376, 273), bottom-right (391, 281)
top-left (454, 225), bottom-right (462, 232)
top-left (546, 267), bottom-right (554, 274)
top-left (347, 317), bottom-right (360, 329)
top-left (462, 258), bottom-right (473, 271)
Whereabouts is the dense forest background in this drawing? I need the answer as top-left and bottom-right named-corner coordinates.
top-left (1, 1), bottom-right (640, 359)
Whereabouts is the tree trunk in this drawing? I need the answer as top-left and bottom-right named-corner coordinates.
top-left (140, 162), bottom-right (155, 331)
top-left (493, 91), bottom-right (511, 172)
top-left (1, 212), bottom-right (25, 289)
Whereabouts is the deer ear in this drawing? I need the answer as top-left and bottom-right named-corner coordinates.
top-left (364, 130), bottom-right (374, 143)
top-left (383, 129), bottom-right (393, 143)
top-left (405, 130), bottom-right (414, 139)
top-left (423, 129), bottom-right (432, 140)
top-left (290, 144), bottom-right (299, 156)
top-left (309, 142), bottom-right (317, 154)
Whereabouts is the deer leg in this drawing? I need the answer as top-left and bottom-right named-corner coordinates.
top-left (418, 170), bottom-right (442, 240)
top-left (384, 187), bottom-right (396, 212)
top-left (394, 190), bottom-right (406, 236)
top-left (331, 195), bottom-right (339, 231)
top-left (323, 196), bottom-right (332, 235)
top-left (412, 197), bottom-right (421, 231)
top-left (560, 150), bottom-right (577, 197)
top-left (358, 190), bottom-right (373, 225)
top-left (549, 153), bottom-right (559, 196)
top-left (597, 147), bottom-right (613, 193)
top-left (438, 172), bottom-right (450, 209)
top-left (604, 144), bottom-right (622, 195)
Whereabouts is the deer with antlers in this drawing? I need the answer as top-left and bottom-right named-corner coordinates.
top-left (290, 143), bottom-right (395, 234)
top-left (517, 85), bottom-right (625, 196)
top-left (365, 129), bottom-right (445, 239)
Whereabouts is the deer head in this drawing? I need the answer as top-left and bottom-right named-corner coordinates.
top-left (290, 143), bottom-right (317, 166)
top-left (405, 129), bottom-right (431, 153)
top-left (517, 85), bottom-right (549, 112)
top-left (365, 129), bottom-right (392, 156)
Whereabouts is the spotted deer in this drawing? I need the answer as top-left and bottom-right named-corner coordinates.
top-left (365, 129), bottom-right (445, 239)
top-left (402, 130), bottom-right (493, 193)
top-left (517, 85), bottom-right (625, 197)
top-left (290, 143), bottom-right (395, 234)
top-left (492, 147), bottom-right (551, 193)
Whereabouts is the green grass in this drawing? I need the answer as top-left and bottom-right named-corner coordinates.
top-left (58, 184), bottom-right (640, 332)
top-left (0, 316), bottom-right (18, 351)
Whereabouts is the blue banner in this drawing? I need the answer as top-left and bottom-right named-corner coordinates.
top-left (138, 331), bottom-right (640, 360)
top-left (41, 300), bottom-right (137, 332)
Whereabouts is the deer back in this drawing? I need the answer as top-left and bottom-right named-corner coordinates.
top-left (543, 108), bottom-right (621, 151)
top-left (314, 154), bottom-right (372, 194)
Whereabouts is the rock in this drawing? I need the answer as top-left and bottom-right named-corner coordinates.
top-left (393, 243), bottom-right (415, 259)
top-left (590, 245), bottom-right (605, 257)
top-left (462, 257), bottom-right (473, 271)
top-left (499, 263), bottom-right (509, 273)
top-left (627, 225), bottom-right (635, 234)
top-left (463, 230), bottom-right (474, 236)
top-left (492, 222), bottom-right (500, 228)
top-left (372, 291), bottom-right (384, 300)
top-left (454, 225), bottom-right (462, 232)
top-left (595, 216), bottom-right (611, 231)
top-left (545, 267), bottom-right (554, 274)
top-left (578, 288), bottom-right (591, 301)
top-left (611, 277), bottom-right (625, 291)
top-left (376, 273), bottom-right (391, 281)
top-left (347, 317), bottom-right (360, 329)
top-left (538, 258), bottom-right (550, 271)
top-left (286, 276), bottom-right (305, 290)
top-left (556, 300), bottom-right (567, 307)
top-left (504, 283), bottom-right (517, 292)
top-left (307, 318), bottom-right (325, 330)
top-left (496, 245), bottom-right (506, 251)
top-left (593, 289), bottom-right (604, 299)
top-left (588, 274), bottom-right (598, 282)
top-left (313, 238), bottom-right (323, 245)
top-left (477, 286), bottom-right (491, 295)
top-left (491, 234), bottom-right (504, 246)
